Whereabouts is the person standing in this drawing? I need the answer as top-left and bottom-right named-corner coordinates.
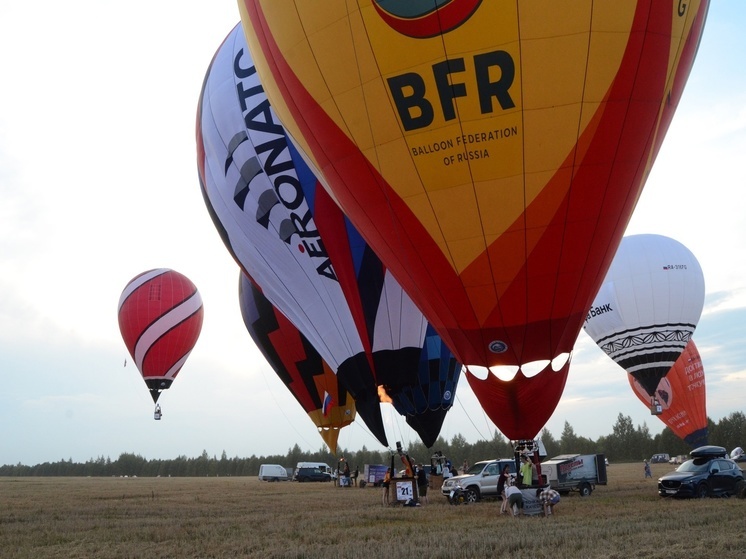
top-left (462, 459), bottom-right (469, 474)
top-left (520, 455), bottom-right (533, 486)
top-left (343, 462), bottom-right (351, 487)
top-left (497, 465), bottom-right (511, 515)
top-left (382, 468), bottom-right (392, 505)
top-left (644, 460), bottom-right (652, 479)
top-left (416, 465), bottom-right (428, 504)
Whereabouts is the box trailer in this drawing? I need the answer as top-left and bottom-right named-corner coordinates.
top-left (361, 464), bottom-right (388, 487)
top-left (258, 464), bottom-right (289, 482)
top-left (540, 454), bottom-right (607, 496)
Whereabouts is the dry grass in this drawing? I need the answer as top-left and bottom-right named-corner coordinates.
top-left (1, 462), bottom-right (744, 559)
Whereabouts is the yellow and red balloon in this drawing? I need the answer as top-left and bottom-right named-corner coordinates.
top-left (238, 1), bottom-right (710, 438)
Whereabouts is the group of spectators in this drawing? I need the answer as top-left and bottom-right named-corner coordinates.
top-left (337, 462), bottom-right (358, 487)
top-left (381, 453), bottom-right (561, 516)
top-left (499, 455), bottom-right (560, 517)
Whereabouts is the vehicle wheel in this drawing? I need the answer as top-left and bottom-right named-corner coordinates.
top-left (300, 476), bottom-right (310, 483)
top-left (735, 480), bottom-right (746, 499)
top-left (578, 482), bottom-right (592, 497)
top-left (696, 483), bottom-right (709, 498)
top-left (464, 487), bottom-right (480, 503)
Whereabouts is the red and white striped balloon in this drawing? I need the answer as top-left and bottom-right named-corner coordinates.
top-left (118, 268), bottom-right (203, 402)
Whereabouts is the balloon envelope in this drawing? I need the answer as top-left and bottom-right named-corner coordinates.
top-left (118, 269), bottom-right (204, 403)
top-left (238, 0), bottom-right (710, 439)
top-left (585, 234), bottom-right (705, 397)
top-left (197, 24), bottom-right (461, 446)
top-left (239, 273), bottom-right (355, 453)
top-left (628, 340), bottom-right (707, 448)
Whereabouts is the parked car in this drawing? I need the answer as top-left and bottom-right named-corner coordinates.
top-left (658, 446), bottom-right (744, 498)
top-left (440, 459), bottom-right (516, 503)
top-left (294, 467), bottom-right (332, 482)
top-left (650, 453), bottom-right (670, 464)
top-left (669, 455), bottom-right (687, 465)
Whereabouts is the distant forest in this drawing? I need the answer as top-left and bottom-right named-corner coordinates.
top-left (2, 412), bottom-right (744, 477)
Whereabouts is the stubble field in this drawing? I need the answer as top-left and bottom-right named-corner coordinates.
top-left (1, 462), bottom-right (744, 559)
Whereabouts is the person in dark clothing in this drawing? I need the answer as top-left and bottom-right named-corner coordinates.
top-left (416, 465), bottom-right (428, 504)
top-left (497, 465), bottom-right (511, 514)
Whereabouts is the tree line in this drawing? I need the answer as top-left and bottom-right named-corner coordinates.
top-left (2, 411), bottom-right (744, 477)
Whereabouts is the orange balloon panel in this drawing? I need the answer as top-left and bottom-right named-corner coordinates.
top-left (628, 340), bottom-right (708, 448)
top-left (239, 0), bottom-right (709, 438)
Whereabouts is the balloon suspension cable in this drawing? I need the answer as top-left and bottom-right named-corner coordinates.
top-left (454, 378), bottom-right (493, 443)
top-left (256, 364), bottom-right (319, 453)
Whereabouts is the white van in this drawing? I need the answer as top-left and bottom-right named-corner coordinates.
top-left (258, 464), bottom-right (289, 482)
top-left (294, 462), bottom-right (333, 479)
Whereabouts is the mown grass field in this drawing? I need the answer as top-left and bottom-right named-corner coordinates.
top-left (1, 462), bottom-right (743, 558)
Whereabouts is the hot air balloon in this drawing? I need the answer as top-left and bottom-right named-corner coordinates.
top-left (628, 339), bottom-right (708, 447)
top-left (197, 24), bottom-right (461, 447)
top-left (239, 272), bottom-right (355, 453)
top-left (238, 1), bottom-right (710, 439)
top-left (118, 268), bottom-right (204, 417)
top-left (584, 234), bottom-right (705, 406)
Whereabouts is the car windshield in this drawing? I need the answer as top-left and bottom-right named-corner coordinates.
top-left (467, 463), bottom-right (488, 475)
top-left (676, 459), bottom-right (709, 473)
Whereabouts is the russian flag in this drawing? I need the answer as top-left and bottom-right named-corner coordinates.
top-left (322, 391), bottom-right (333, 416)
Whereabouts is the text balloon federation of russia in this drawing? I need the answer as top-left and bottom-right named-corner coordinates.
top-left (237, 1), bottom-right (711, 439)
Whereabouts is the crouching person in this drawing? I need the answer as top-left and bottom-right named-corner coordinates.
top-left (505, 485), bottom-right (523, 517)
top-left (538, 486), bottom-right (560, 516)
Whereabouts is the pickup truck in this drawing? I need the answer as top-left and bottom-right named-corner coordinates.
top-left (440, 459), bottom-right (516, 503)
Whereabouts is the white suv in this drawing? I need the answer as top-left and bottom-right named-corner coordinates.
top-left (441, 459), bottom-right (516, 503)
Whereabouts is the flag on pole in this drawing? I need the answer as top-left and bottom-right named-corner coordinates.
top-left (322, 391), bottom-right (333, 417)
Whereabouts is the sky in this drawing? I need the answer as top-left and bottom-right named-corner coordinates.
top-left (1, 2), bottom-right (745, 467)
